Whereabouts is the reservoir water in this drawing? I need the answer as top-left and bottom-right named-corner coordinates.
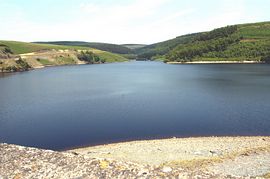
top-left (0, 61), bottom-right (270, 150)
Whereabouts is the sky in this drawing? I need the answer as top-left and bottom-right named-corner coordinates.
top-left (0, 0), bottom-right (270, 44)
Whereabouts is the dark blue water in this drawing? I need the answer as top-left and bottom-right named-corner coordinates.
top-left (0, 61), bottom-right (270, 150)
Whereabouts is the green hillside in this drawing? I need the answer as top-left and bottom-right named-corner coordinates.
top-left (0, 40), bottom-right (89, 54)
top-left (136, 21), bottom-right (270, 62)
top-left (166, 21), bottom-right (270, 62)
top-left (35, 41), bottom-right (133, 54)
top-left (0, 40), bottom-right (128, 72)
top-left (2, 21), bottom-right (269, 64)
top-left (238, 21), bottom-right (270, 39)
top-left (135, 33), bottom-right (199, 59)
top-left (0, 40), bottom-right (127, 62)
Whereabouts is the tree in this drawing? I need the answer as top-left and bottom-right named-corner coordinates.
top-left (77, 51), bottom-right (103, 64)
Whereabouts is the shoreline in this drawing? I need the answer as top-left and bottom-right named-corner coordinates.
top-left (70, 136), bottom-right (270, 177)
top-left (166, 60), bottom-right (263, 64)
top-left (0, 49), bottom-right (129, 73)
top-left (64, 135), bottom-right (266, 151)
top-left (0, 60), bottom-right (129, 73)
top-left (70, 136), bottom-right (270, 162)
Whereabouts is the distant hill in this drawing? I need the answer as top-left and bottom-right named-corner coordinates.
top-left (2, 21), bottom-right (269, 64)
top-left (134, 33), bottom-right (200, 59)
top-left (136, 21), bottom-right (270, 62)
top-left (34, 41), bottom-right (133, 54)
top-left (1, 40), bottom-right (88, 54)
top-left (122, 44), bottom-right (147, 50)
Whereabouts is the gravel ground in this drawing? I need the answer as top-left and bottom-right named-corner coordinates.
top-left (71, 136), bottom-right (270, 178)
top-left (71, 136), bottom-right (270, 165)
top-left (208, 152), bottom-right (270, 177)
top-left (1, 136), bottom-right (270, 178)
top-left (0, 143), bottom-right (224, 178)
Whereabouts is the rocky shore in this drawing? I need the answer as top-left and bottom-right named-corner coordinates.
top-left (1, 136), bottom-right (270, 178)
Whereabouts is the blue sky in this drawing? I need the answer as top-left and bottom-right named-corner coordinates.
top-left (0, 0), bottom-right (269, 44)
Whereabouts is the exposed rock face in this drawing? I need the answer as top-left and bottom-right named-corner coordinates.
top-left (0, 143), bottom-right (227, 179)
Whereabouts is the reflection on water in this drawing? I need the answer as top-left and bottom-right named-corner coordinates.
top-left (0, 62), bottom-right (269, 150)
top-left (0, 72), bottom-right (14, 78)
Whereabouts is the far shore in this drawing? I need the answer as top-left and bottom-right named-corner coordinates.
top-left (166, 60), bottom-right (263, 64)
top-left (0, 58), bottom-right (126, 73)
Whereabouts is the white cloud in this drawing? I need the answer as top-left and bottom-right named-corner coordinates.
top-left (79, 3), bottom-right (101, 14)
top-left (79, 0), bottom-right (171, 26)
top-left (0, 0), bottom-right (266, 44)
top-left (59, 0), bottom-right (174, 43)
top-left (72, 0), bottom-right (198, 43)
top-left (148, 8), bottom-right (196, 28)
top-left (191, 0), bottom-right (253, 32)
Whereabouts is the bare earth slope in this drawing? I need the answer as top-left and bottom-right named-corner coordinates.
top-left (1, 137), bottom-right (270, 178)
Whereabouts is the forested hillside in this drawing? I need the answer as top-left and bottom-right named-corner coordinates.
top-left (135, 21), bottom-right (270, 62)
top-left (135, 33), bottom-right (199, 59)
top-left (167, 22), bottom-right (270, 62)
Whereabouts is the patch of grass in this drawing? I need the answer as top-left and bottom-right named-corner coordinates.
top-left (56, 56), bottom-right (76, 65)
top-left (36, 58), bottom-right (54, 66)
top-left (94, 50), bottom-right (127, 62)
top-left (238, 22), bottom-right (270, 39)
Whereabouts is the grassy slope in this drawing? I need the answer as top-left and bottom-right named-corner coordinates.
top-left (238, 21), bottom-right (270, 39)
top-left (0, 41), bottom-right (127, 72)
top-left (34, 41), bottom-right (133, 54)
top-left (0, 40), bottom-right (89, 54)
top-left (0, 40), bottom-right (127, 62)
top-left (91, 49), bottom-right (127, 62)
